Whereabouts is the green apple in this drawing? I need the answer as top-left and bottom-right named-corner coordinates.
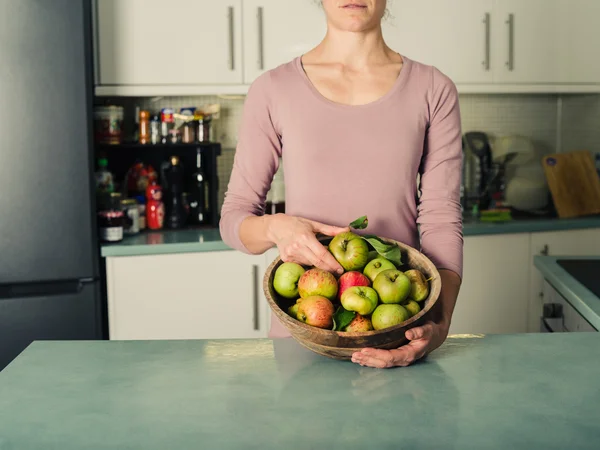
top-left (288, 303), bottom-right (301, 319)
top-left (298, 268), bottom-right (338, 301)
top-left (363, 257), bottom-right (396, 283)
top-left (344, 314), bottom-right (374, 332)
top-left (328, 231), bottom-right (370, 272)
top-left (296, 295), bottom-right (335, 329)
top-left (340, 286), bottom-right (379, 316)
top-left (404, 269), bottom-right (430, 302)
top-left (372, 269), bottom-right (411, 304)
top-left (273, 262), bottom-right (306, 299)
top-left (371, 304), bottom-right (411, 330)
top-left (403, 299), bottom-right (421, 318)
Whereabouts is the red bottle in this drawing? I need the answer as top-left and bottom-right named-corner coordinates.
top-left (146, 182), bottom-right (165, 230)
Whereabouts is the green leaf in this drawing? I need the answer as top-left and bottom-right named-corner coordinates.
top-left (362, 235), bottom-right (403, 267)
top-left (332, 307), bottom-right (356, 332)
top-left (349, 215), bottom-right (369, 230)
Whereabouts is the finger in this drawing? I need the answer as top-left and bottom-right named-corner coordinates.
top-left (306, 239), bottom-right (344, 274)
top-left (406, 323), bottom-right (434, 341)
top-left (307, 219), bottom-right (350, 237)
top-left (352, 348), bottom-right (399, 369)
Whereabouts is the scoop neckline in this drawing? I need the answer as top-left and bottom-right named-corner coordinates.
top-left (293, 53), bottom-right (412, 111)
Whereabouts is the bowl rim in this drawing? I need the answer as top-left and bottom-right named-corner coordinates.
top-left (262, 234), bottom-right (442, 338)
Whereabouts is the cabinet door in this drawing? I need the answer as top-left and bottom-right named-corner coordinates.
top-left (555, 0), bottom-right (600, 84)
top-left (528, 229), bottom-right (600, 332)
top-left (106, 251), bottom-right (268, 340)
top-left (242, 0), bottom-right (326, 84)
top-left (449, 234), bottom-right (530, 335)
top-left (383, 0), bottom-right (494, 84)
top-left (492, 0), bottom-right (560, 83)
top-left (96, 0), bottom-right (243, 85)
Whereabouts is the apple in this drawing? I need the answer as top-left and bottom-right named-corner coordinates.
top-left (371, 304), bottom-right (411, 330)
top-left (273, 262), bottom-right (306, 299)
top-left (404, 269), bottom-right (430, 302)
top-left (344, 314), bottom-right (374, 332)
top-left (363, 257), bottom-right (396, 283)
top-left (296, 295), bottom-right (335, 329)
top-left (340, 286), bottom-right (379, 316)
top-left (287, 303), bottom-right (300, 319)
top-left (372, 269), bottom-right (411, 304)
top-left (298, 268), bottom-right (338, 301)
top-left (403, 299), bottom-right (421, 318)
top-left (337, 271), bottom-right (371, 301)
top-left (328, 231), bottom-right (370, 272)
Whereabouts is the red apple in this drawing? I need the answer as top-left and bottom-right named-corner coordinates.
top-left (337, 271), bottom-right (371, 301)
top-left (296, 296), bottom-right (335, 329)
top-left (298, 268), bottom-right (338, 301)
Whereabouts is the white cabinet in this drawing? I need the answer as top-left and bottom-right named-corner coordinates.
top-left (242, 0), bottom-right (326, 84)
top-left (449, 234), bottom-right (531, 335)
top-left (95, 0), bottom-right (244, 86)
top-left (555, 0), bottom-right (600, 83)
top-left (491, 0), bottom-right (560, 84)
top-left (527, 229), bottom-right (600, 332)
top-left (384, 0), bottom-right (494, 84)
top-left (105, 250), bottom-right (270, 340)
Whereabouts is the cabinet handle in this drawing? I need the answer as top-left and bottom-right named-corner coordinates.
top-left (252, 264), bottom-right (260, 331)
top-left (482, 13), bottom-right (491, 71)
top-left (228, 6), bottom-right (235, 71)
top-left (505, 13), bottom-right (515, 71)
top-left (541, 245), bottom-right (549, 256)
top-left (257, 7), bottom-right (265, 70)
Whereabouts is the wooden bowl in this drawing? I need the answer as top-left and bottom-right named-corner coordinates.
top-left (263, 236), bottom-right (442, 360)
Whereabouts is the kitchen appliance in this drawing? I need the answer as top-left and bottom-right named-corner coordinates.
top-left (542, 150), bottom-right (600, 219)
top-left (492, 135), bottom-right (549, 212)
top-left (462, 131), bottom-right (493, 212)
top-left (0, 0), bottom-right (103, 370)
top-left (161, 156), bottom-right (187, 229)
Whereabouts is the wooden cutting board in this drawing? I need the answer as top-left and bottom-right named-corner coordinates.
top-left (542, 150), bottom-right (600, 218)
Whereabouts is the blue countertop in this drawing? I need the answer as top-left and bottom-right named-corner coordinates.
top-left (1, 335), bottom-right (600, 449)
top-left (534, 255), bottom-right (600, 331)
top-left (101, 216), bottom-right (600, 257)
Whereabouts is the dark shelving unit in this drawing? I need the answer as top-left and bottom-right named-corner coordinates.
top-left (95, 141), bottom-right (222, 228)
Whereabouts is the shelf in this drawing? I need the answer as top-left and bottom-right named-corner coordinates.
top-left (96, 142), bottom-right (221, 155)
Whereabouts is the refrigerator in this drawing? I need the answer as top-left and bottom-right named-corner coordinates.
top-left (0, 0), bottom-right (103, 370)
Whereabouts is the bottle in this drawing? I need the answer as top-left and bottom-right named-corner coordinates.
top-left (161, 156), bottom-right (186, 229)
top-left (188, 149), bottom-right (207, 225)
top-left (146, 182), bottom-right (164, 230)
top-left (139, 110), bottom-right (150, 144)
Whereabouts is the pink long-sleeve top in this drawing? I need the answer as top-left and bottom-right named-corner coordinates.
top-left (220, 55), bottom-right (464, 336)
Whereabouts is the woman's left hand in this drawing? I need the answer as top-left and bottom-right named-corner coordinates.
top-left (351, 321), bottom-right (449, 369)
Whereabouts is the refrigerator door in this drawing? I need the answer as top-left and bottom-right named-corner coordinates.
top-left (0, 0), bottom-right (99, 284)
top-left (0, 280), bottom-right (102, 371)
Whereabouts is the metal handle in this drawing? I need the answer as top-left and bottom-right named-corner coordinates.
top-left (252, 265), bottom-right (260, 331)
top-left (505, 13), bottom-right (515, 71)
top-left (257, 7), bottom-right (264, 70)
top-left (541, 245), bottom-right (549, 256)
top-left (228, 6), bottom-right (235, 71)
top-left (482, 13), bottom-right (490, 71)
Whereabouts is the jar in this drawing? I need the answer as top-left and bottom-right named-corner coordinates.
top-left (98, 192), bottom-right (124, 242)
top-left (181, 121), bottom-right (196, 143)
top-left (134, 194), bottom-right (146, 230)
top-left (150, 115), bottom-right (161, 144)
top-left (139, 110), bottom-right (151, 144)
top-left (93, 105), bottom-right (124, 144)
top-left (121, 198), bottom-right (140, 235)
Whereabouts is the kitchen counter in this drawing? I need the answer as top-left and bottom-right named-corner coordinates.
top-left (100, 216), bottom-right (600, 257)
top-left (1, 334), bottom-right (600, 449)
top-left (534, 255), bottom-right (600, 330)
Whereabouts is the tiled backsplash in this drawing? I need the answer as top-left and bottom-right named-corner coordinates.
top-left (99, 93), bottom-right (600, 212)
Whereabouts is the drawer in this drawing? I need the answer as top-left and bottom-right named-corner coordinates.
top-left (543, 281), bottom-right (597, 332)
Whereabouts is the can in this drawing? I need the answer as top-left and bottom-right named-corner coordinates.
top-left (121, 198), bottom-right (140, 235)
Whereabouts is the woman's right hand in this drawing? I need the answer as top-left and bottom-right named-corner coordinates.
top-left (266, 214), bottom-right (348, 275)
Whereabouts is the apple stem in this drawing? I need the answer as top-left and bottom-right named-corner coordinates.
top-left (425, 276), bottom-right (435, 282)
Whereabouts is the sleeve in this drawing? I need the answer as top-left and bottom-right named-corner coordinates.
top-left (416, 68), bottom-right (464, 279)
top-left (219, 72), bottom-right (282, 253)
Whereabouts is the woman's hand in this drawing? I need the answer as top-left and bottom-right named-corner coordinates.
top-left (350, 321), bottom-right (449, 369)
top-left (266, 213), bottom-right (349, 274)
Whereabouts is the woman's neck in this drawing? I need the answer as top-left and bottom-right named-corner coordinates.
top-left (308, 25), bottom-right (396, 68)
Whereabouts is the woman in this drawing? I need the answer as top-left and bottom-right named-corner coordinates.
top-left (220, 0), bottom-right (463, 369)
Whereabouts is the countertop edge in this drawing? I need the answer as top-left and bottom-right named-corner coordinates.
top-left (533, 255), bottom-right (600, 330)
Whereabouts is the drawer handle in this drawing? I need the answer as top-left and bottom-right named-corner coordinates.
top-left (228, 6), bottom-right (235, 71)
top-left (252, 264), bottom-right (259, 331)
top-left (257, 7), bottom-right (264, 70)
